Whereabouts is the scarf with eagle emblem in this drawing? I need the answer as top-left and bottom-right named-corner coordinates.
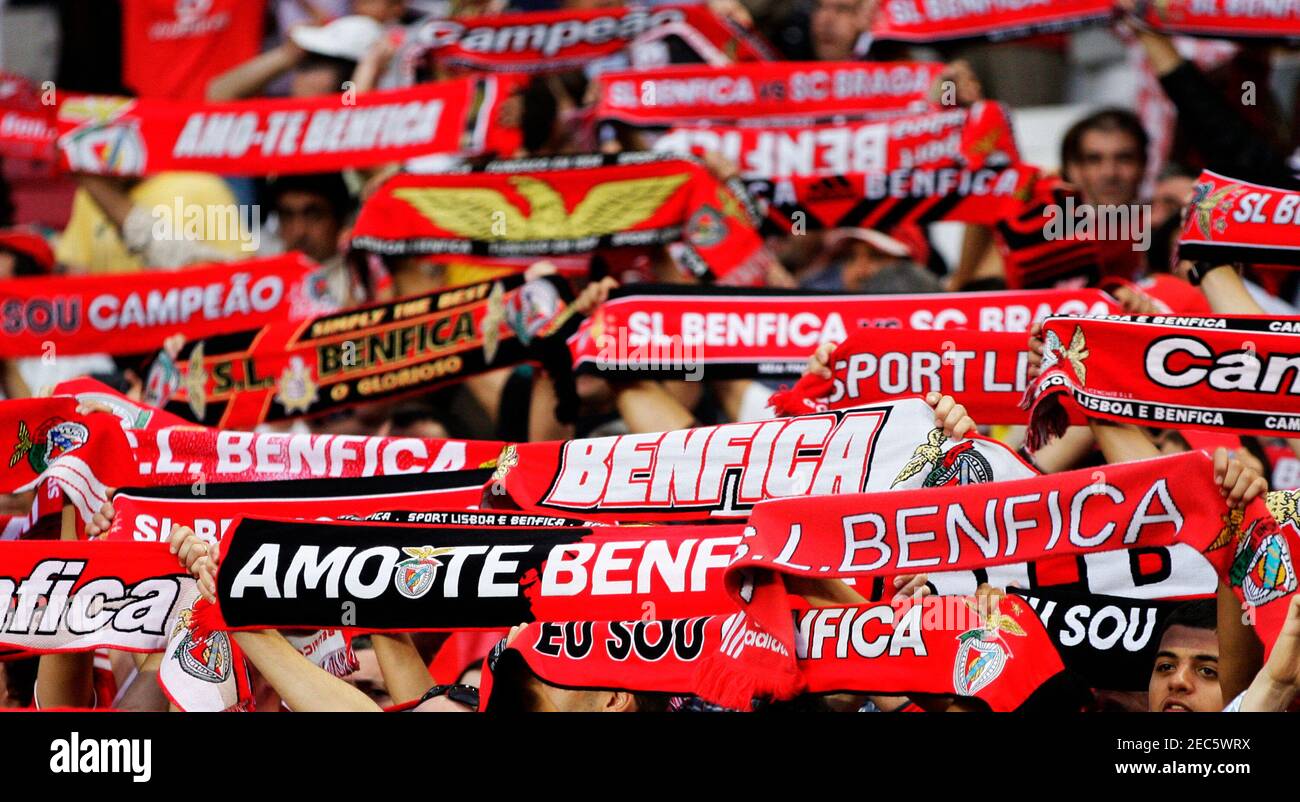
top-left (1177, 170), bottom-right (1300, 267)
top-left (1023, 314), bottom-right (1300, 447)
top-left (349, 152), bottom-right (768, 285)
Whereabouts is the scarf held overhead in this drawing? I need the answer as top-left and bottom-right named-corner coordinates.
top-left (167, 275), bottom-right (574, 428)
top-left (870, 0), bottom-right (1114, 43)
top-left (53, 78), bottom-right (521, 176)
top-left (495, 397), bottom-right (1036, 522)
top-left (1177, 170), bottom-right (1300, 267)
top-left (652, 101), bottom-right (1019, 179)
top-left (1139, 0), bottom-right (1300, 39)
top-left (406, 4), bottom-right (774, 73)
top-left (732, 453), bottom-right (1299, 665)
top-left (0, 253), bottom-right (327, 357)
top-left (198, 517), bottom-right (744, 632)
top-left (569, 285), bottom-right (1116, 381)
top-left (595, 62), bottom-right (944, 126)
top-left (350, 153), bottom-right (765, 284)
top-left (1023, 314), bottom-right (1300, 445)
top-left (492, 596), bottom-right (1062, 711)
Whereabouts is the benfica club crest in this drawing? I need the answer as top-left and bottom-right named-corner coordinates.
top-left (393, 546), bottom-right (454, 599)
top-left (893, 430), bottom-right (994, 488)
top-left (275, 355), bottom-right (318, 415)
top-left (58, 96), bottom-right (148, 174)
top-left (8, 418), bottom-right (89, 473)
top-left (953, 598), bottom-right (1026, 697)
top-left (507, 278), bottom-right (569, 346)
top-left (686, 205), bottom-right (727, 248)
top-left (1229, 518), bottom-right (1297, 607)
top-left (1041, 325), bottom-right (1089, 384)
top-left (172, 609), bottom-right (231, 684)
top-left (1188, 179), bottom-right (1248, 239)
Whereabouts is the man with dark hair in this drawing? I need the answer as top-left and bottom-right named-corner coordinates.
top-left (265, 172), bottom-right (355, 264)
top-left (1060, 108), bottom-right (1149, 208)
top-left (1147, 599), bottom-right (1221, 713)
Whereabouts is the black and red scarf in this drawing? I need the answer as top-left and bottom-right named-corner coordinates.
top-left (350, 153), bottom-right (766, 285)
top-left (748, 161), bottom-right (1040, 234)
top-left (167, 275), bottom-right (577, 428)
top-left (487, 595), bottom-right (1064, 712)
top-left (49, 78), bottom-right (521, 176)
top-left (0, 254), bottom-right (328, 358)
top-left (871, 0), bottom-right (1114, 43)
top-left (405, 4), bottom-right (774, 74)
top-left (1023, 314), bottom-right (1300, 446)
top-left (595, 62), bottom-right (944, 126)
top-left (1177, 170), bottom-right (1300, 267)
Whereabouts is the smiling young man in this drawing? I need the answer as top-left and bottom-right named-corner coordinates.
top-left (1148, 600), bottom-right (1221, 713)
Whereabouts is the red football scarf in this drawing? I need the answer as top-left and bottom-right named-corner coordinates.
top-left (871, 0), bottom-right (1114, 43)
top-left (104, 470), bottom-right (495, 545)
top-left (491, 595), bottom-right (1062, 711)
top-left (52, 78), bottom-right (520, 176)
top-left (569, 285), bottom-right (1117, 381)
top-left (652, 101), bottom-right (1018, 179)
top-left (767, 328), bottom-right (1037, 425)
top-left (158, 595), bottom-right (254, 713)
top-left (495, 398), bottom-right (1037, 522)
top-left (350, 153), bottom-right (765, 285)
top-left (596, 62), bottom-right (944, 126)
top-left (166, 275), bottom-right (576, 428)
top-left (749, 162), bottom-right (1040, 234)
top-left (1177, 170), bottom-right (1300, 268)
top-left (0, 253), bottom-right (325, 357)
top-left (0, 540), bottom-right (190, 654)
top-left (405, 4), bottom-right (774, 74)
top-left (192, 517), bottom-right (744, 633)
top-left (726, 452), bottom-right (1299, 705)
top-left (1139, 0), bottom-right (1300, 39)
top-left (1023, 314), bottom-right (1300, 446)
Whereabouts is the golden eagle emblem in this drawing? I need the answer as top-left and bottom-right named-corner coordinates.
top-left (1188, 181), bottom-right (1245, 239)
top-left (893, 428), bottom-right (947, 487)
top-left (1042, 325), bottom-right (1089, 384)
top-left (392, 174), bottom-right (690, 241)
top-left (481, 281), bottom-right (506, 364)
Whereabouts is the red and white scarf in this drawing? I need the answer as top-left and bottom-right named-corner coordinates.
top-left (496, 398), bottom-right (1037, 522)
top-left (871, 0), bottom-right (1114, 43)
top-left (569, 285), bottom-right (1116, 382)
top-left (1023, 314), bottom-right (1300, 446)
top-left (404, 4), bottom-right (774, 75)
top-left (168, 275), bottom-right (575, 428)
top-left (721, 452), bottom-right (1299, 707)
top-left (0, 254), bottom-right (327, 357)
top-left (595, 62), bottom-right (944, 126)
top-left (768, 328), bottom-right (1037, 424)
top-left (51, 78), bottom-right (520, 176)
top-left (1177, 170), bottom-right (1300, 268)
